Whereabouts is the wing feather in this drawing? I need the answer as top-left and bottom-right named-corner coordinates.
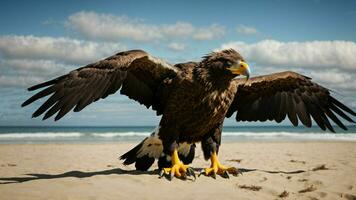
top-left (307, 103), bottom-right (326, 131)
top-left (22, 50), bottom-right (178, 120)
top-left (32, 89), bottom-right (65, 118)
top-left (43, 101), bottom-right (62, 120)
top-left (286, 93), bottom-right (298, 126)
top-left (276, 91), bottom-right (287, 123)
top-left (228, 71), bottom-right (355, 132)
top-left (329, 104), bottom-right (354, 123)
top-left (330, 96), bottom-right (356, 115)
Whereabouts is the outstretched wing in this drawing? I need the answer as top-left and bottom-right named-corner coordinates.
top-left (226, 71), bottom-right (355, 132)
top-left (22, 50), bottom-right (178, 120)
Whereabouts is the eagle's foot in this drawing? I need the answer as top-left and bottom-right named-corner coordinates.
top-left (160, 149), bottom-right (196, 180)
top-left (200, 152), bottom-right (240, 179)
top-left (201, 164), bottom-right (239, 179)
top-left (161, 163), bottom-right (195, 180)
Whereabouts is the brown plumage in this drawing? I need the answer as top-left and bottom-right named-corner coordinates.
top-left (22, 49), bottom-right (355, 176)
top-left (22, 50), bottom-right (176, 120)
top-left (226, 71), bottom-right (355, 132)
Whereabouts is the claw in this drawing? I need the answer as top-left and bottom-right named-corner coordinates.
top-left (211, 171), bottom-right (216, 179)
top-left (186, 167), bottom-right (191, 176)
top-left (159, 169), bottom-right (165, 178)
top-left (198, 169), bottom-right (205, 177)
top-left (169, 170), bottom-right (175, 181)
top-left (222, 171), bottom-right (230, 179)
top-left (181, 173), bottom-right (187, 180)
top-left (187, 167), bottom-right (196, 180)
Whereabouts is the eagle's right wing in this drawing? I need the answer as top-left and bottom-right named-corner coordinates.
top-left (226, 71), bottom-right (355, 132)
top-left (22, 50), bottom-right (179, 120)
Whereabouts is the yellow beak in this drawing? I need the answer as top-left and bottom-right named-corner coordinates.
top-left (227, 61), bottom-right (250, 80)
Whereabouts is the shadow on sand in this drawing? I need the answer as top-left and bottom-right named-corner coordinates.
top-left (0, 167), bottom-right (306, 184)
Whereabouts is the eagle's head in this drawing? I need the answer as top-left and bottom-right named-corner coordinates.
top-left (200, 49), bottom-right (250, 81)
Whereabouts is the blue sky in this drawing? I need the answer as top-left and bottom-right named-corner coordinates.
top-left (0, 0), bottom-right (355, 126)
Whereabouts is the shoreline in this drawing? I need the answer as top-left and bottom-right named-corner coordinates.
top-left (1, 142), bottom-right (355, 199)
top-left (1, 126), bottom-right (356, 144)
top-left (1, 139), bottom-right (356, 145)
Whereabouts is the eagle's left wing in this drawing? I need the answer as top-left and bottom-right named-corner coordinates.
top-left (21, 50), bottom-right (178, 120)
top-left (226, 71), bottom-right (355, 132)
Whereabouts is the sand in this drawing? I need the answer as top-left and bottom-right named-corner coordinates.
top-left (0, 142), bottom-right (356, 200)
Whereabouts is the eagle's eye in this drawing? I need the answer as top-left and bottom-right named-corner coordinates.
top-left (238, 60), bottom-right (245, 68)
top-left (226, 61), bottom-right (233, 66)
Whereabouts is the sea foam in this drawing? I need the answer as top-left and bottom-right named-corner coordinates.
top-left (0, 131), bottom-right (355, 141)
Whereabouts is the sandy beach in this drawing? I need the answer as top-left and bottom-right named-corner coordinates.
top-left (0, 142), bottom-right (355, 200)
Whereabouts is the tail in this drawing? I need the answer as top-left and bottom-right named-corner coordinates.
top-left (120, 133), bottom-right (162, 171)
top-left (120, 133), bottom-right (196, 171)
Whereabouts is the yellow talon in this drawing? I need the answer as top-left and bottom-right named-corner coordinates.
top-left (162, 149), bottom-right (194, 179)
top-left (203, 152), bottom-right (239, 178)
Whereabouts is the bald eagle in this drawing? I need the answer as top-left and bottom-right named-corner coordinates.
top-left (22, 49), bottom-right (355, 179)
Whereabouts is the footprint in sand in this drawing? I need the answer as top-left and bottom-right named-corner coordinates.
top-left (290, 159), bottom-right (306, 164)
top-left (259, 177), bottom-right (268, 182)
top-left (237, 184), bottom-right (262, 191)
top-left (226, 159), bottom-right (242, 163)
top-left (298, 185), bottom-right (317, 193)
top-left (340, 193), bottom-right (356, 200)
top-left (278, 190), bottom-right (289, 198)
top-left (312, 164), bottom-right (329, 171)
top-left (310, 180), bottom-right (323, 186)
top-left (318, 191), bottom-right (327, 198)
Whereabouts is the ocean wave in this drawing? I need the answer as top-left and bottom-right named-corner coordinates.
top-left (0, 132), bottom-right (83, 138)
top-left (223, 131), bottom-right (356, 141)
top-left (92, 132), bottom-right (151, 137)
top-left (0, 131), bottom-right (355, 141)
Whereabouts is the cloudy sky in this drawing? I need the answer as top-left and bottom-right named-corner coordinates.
top-left (0, 0), bottom-right (355, 126)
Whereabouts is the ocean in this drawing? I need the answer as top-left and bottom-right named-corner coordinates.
top-left (0, 125), bottom-right (356, 144)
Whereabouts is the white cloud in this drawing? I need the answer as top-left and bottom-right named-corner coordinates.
top-left (66, 11), bottom-right (225, 42)
top-left (0, 59), bottom-right (74, 88)
top-left (236, 25), bottom-right (258, 35)
top-left (308, 70), bottom-right (356, 91)
top-left (161, 22), bottom-right (195, 38)
top-left (2, 59), bottom-right (69, 74)
top-left (167, 42), bottom-right (186, 51)
top-left (0, 35), bottom-right (126, 64)
top-left (0, 74), bottom-right (44, 88)
top-left (0, 35), bottom-right (127, 88)
top-left (193, 24), bottom-right (226, 41)
top-left (219, 40), bottom-right (356, 70)
top-left (309, 70), bottom-right (352, 85)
